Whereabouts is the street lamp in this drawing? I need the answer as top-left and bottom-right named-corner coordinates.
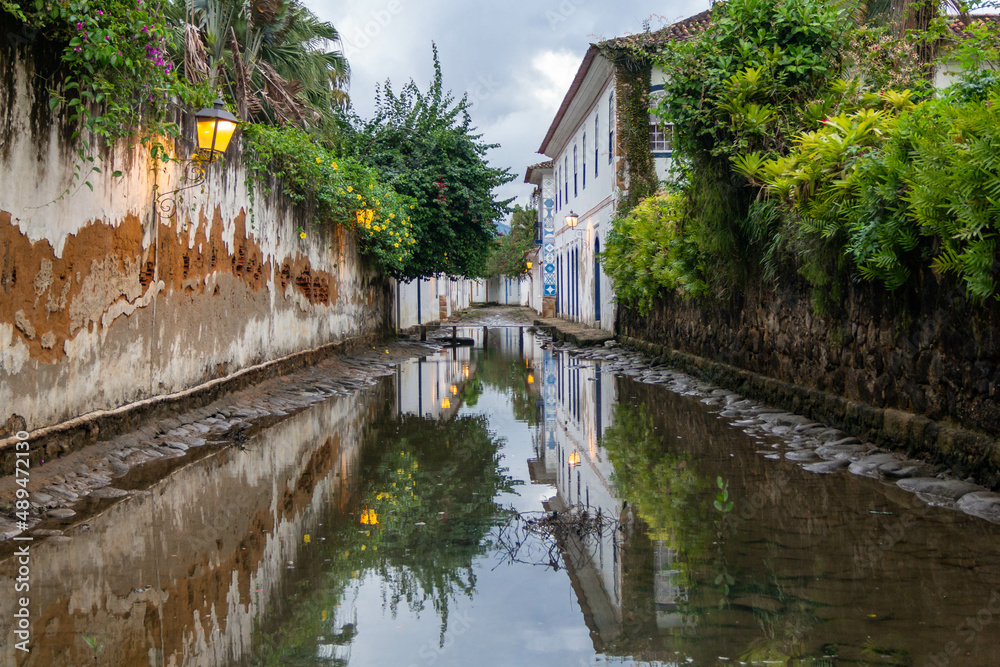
top-left (565, 211), bottom-right (579, 229)
top-left (526, 261), bottom-right (533, 270)
top-left (568, 451), bottom-right (581, 467)
top-left (195, 98), bottom-right (239, 159)
top-left (155, 97), bottom-right (240, 219)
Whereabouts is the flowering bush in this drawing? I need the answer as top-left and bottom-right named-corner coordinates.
top-left (4, 0), bottom-right (209, 140)
top-left (244, 124), bottom-right (416, 277)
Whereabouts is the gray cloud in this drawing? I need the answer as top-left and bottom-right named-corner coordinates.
top-left (314, 0), bottom-right (711, 213)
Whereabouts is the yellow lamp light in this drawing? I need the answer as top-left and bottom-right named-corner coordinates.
top-left (565, 211), bottom-right (579, 228)
top-left (360, 508), bottom-right (378, 525)
top-left (527, 373), bottom-right (534, 384)
top-left (568, 451), bottom-right (581, 467)
top-left (450, 384), bottom-right (458, 395)
top-left (195, 98), bottom-right (239, 158)
top-left (526, 261), bottom-right (533, 270)
top-left (462, 363), bottom-right (470, 378)
top-left (441, 397), bottom-right (451, 409)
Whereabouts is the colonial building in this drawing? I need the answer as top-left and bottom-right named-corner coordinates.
top-left (525, 10), bottom-right (712, 331)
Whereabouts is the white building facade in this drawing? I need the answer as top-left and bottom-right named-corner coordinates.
top-left (525, 11), bottom-right (711, 331)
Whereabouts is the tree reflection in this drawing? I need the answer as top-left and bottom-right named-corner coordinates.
top-left (249, 414), bottom-right (515, 665)
top-left (473, 349), bottom-right (539, 425)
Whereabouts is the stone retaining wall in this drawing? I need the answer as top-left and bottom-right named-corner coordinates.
top-left (617, 273), bottom-right (1000, 483)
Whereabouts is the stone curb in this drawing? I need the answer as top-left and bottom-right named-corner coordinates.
top-left (617, 334), bottom-right (1000, 481)
top-left (532, 318), bottom-right (615, 347)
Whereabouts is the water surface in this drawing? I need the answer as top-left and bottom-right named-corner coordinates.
top-left (2, 327), bottom-right (999, 667)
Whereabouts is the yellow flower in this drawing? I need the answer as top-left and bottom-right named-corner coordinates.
top-left (299, 231), bottom-right (307, 239)
top-left (369, 184), bottom-right (374, 188)
top-left (410, 204), bottom-right (415, 209)
top-left (332, 162), bottom-right (338, 170)
top-left (389, 213), bottom-right (395, 218)
top-left (347, 186), bottom-right (353, 192)
top-left (316, 157), bottom-right (322, 164)
top-left (394, 243), bottom-right (399, 248)
top-left (361, 544), bottom-right (366, 550)
top-left (357, 194), bottom-right (362, 200)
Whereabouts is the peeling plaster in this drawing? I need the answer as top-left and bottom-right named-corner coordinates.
top-left (0, 49), bottom-right (389, 432)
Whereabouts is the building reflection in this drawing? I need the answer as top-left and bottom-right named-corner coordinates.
top-left (529, 343), bottom-right (689, 656)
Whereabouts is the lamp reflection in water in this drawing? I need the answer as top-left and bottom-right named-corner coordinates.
top-left (568, 451), bottom-right (581, 467)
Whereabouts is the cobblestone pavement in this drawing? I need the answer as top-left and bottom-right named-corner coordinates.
top-left (441, 304), bottom-right (535, 326)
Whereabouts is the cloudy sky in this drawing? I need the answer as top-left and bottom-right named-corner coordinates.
top-left (312, 0), bottom-right (711, 217)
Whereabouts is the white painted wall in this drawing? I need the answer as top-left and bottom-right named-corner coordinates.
top-left (0, 48), bottom-right (389, 433)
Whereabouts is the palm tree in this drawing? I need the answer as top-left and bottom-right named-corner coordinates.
top-left (166, 0), bottom-right (349, 130)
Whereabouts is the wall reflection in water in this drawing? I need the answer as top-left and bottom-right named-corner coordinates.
top-left (0, 386), bottom-right (387, 666)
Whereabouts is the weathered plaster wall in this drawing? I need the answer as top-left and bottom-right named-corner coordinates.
top-left (618, 273), bottom-right (1000, 481)
top-left (0, 37), bottom-right (390, 435)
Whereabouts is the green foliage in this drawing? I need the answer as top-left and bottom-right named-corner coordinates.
top-left (606, 0), bottom-right (1000, 308)
top-left (758, 81), bottom-right (1000, 301)
top-left (3, 0), bottom-right (210, 140)
top-left (713, 476), bottom-right (733, 514)
top-left (602, 191), bottom-right (705, 314)
top-left (243, 124), bottom-right (416, 276)
top-left (486, 204), bottom-right (537, 278)
top-left (654, 0), bottom-right (854, 168)
top-left (345, 46), bottom-right (514, 280)
top-left (163, 0), bottom-right (349, 132)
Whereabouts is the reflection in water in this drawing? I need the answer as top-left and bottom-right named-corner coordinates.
top-left (3, 328), bottom-right (1000, 666)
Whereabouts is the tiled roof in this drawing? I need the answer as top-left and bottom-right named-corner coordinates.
top-left (524, 160), bottom-right (553, 184)
top-left (600, 9), bottom-right (713, 51)
top-left (537, 10), bottom-right (713, 155)
top-left (945, 13), bottom-right (1000, 38)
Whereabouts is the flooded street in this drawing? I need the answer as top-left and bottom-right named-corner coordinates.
top-left (3, 325), bottom-right (1000, 666)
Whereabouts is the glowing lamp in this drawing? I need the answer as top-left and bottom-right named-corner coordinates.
top-left (450, 384), bottom-right (458, 395)
top-left (527, 373), bottom-right (534, 384)
top-left (526, 261), bottom-right (533, 270)
top-left (568, 451), bottom-right (581, 467)
top-left (462, 363), bottom-right (470, 378)
top-left (360, 508), bottom-right (378, 525)
top-left (565, 211), bottom-right (579, 228)
top-left (195, 98), bottom-right (239, 158)
top-left (356, 208), bottom-right (375, 226)
top-left (441, 397), bottom-right (451, 409)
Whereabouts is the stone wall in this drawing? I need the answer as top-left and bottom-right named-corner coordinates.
top-left (617, 271), bottom-right (1000, 480)
top-left (0, 32), bottom-right (391, 440)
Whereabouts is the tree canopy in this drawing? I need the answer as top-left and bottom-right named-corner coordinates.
top-left (345, 46), bottom-right (514, 280)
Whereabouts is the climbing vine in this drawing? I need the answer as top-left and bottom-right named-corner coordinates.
top-left (2, 0), bottom-right (210, 141)
top-left (601, 47), bottom-right (657, 215)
